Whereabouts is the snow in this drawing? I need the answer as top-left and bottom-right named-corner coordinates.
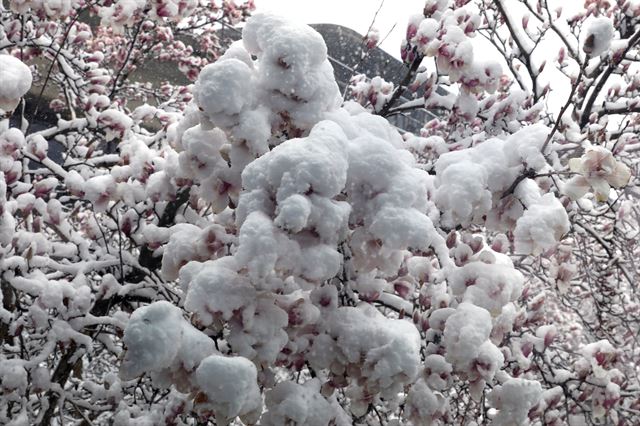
top-left (0, 55), bottom-right (32, 112)
top-left (83, 174), bottom-right (116, 211)
top-left (274, 194), bottom-right (312, 233)
top-left (315, 304), bottom-right (422, 399)
top-left (489, 378), bottom-right (542, 425)
top-left (581, 339), bottom-right (617, 379)
top-left (243, 14), bottom-right (341, 129)
top-left (583, 17), bottom-right (614, 57)
top-left (0, 359), bottom-right (28, 394)
top-left (119, 301), bottom-right (216, 391)
top-left (404, 378), bottom-right (449, 424)
top-left (262, 379), bottom-right (336, 426)
top-left (193, 59), bottom-right (256, 124)
top-left (424, 354), bottom-right (453, 390)
top-left (513, 193), bottom-right (570, 255)
top-left (435, 124), bottom-right (551, 229)
top-left (119, 301), bottom-right (184, 380)
top-left (449, 261), bottom-right (524, 316)
top-left (235, 211), bottom-right (281, 281)
top-left (97, 109), bottom-right (133, 142)
top-left (194, 354), bottom-right (261, 422)
top-left (161, 224), bottom-right (205, 280)
top-left (442, 303), bottom-right (503, 382)
top-left (183, 259), bottom-right (256, 324)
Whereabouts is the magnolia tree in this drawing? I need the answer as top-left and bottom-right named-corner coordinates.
top-left (0, 0), bottom-right (639, 425)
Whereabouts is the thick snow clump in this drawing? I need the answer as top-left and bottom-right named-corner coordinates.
top-left (0, 55), bottom-right (32, 112)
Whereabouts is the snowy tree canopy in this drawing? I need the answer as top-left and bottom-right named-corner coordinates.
top-left (0, 0), bottom-right (639, 425)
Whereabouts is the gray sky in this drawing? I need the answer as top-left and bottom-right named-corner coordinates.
top-left (254, 0), bottom-right (425, 58)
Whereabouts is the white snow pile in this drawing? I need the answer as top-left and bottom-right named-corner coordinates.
top-left (434, 123), bottom-right (550, 228)
top-left (434, 124), bottom-right (569, 254)
top-left (261, 379), bottom-right (338, 426)
top-left (449, 261), bottom-right (524, 316)
top-left (161, 223), bottom-right (232, 280)
top-left (0, 55), bottom-right (32, 112)
top-left (404, 378), bottom-right (450, 424)
top-left (308, 304), bottom-right (422, 401)
top-left (168, 13), bottom-right (343, 214)
top-left (513, 193), bottom-right (570, 255)
top-left (119, 302), bottom-right (216, 390)
top-left (180, 259), bottom-right (289, 365)
top-left (191, 13), bottom-right (341, 139)
top-left (236, 106), bottom-right (437, 286)
top-left (242, 14), bottom-right (341, 130)
top-left (0, 359), bottom-right (28, 395)
top-left (583, 17), bottom-right (615, 57)
top-left (489, 378), bottom-right (542, 425)
top-left (119, 301), bottom-right (263, 422)
top-left (194, 355), bottom-right (262, 423)
top-left (442, 303), bottom-right (503, 385)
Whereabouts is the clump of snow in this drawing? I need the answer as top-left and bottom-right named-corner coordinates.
top-left (242, 14), bottom-right (341, 130)
top-left (119, 301), bottom-right (216, 391)
top-left (434, 124), bottom-right (550, 228)
top-left (97, 109), bottom-right (133, 141)
top-left (580, 339), bottom-right (618, 379)
top-left (0, 359), bottom-right (28, 394)
top-left (449, 261), bottom-right (523, 316)
top-left (83, 174), bottom-right (116, 211)
top-left (310, 304), bottom-right (421, 400)
top-left (182, 259), bottom-right (256, 324)
top-left (0, 55), bottom-right (32, 112)
top-left (513, 193), bottom-right (569, 255)
top-left (193, 59), bottom-right (256, 127)
top-left (262, 379), bottom-right (336, 426)
top-left (194, 354), bottom-right (261, 423)
top-left (489, 378), bottom-right (542, 425)
top-left (404, 378), bottom-right (450, 424)
top-left (161, 223), bottom-right (231, 281)
top-left (443, 303), bottom-right (503, 384)
top-left (583, 17), bottom-right (614, 57)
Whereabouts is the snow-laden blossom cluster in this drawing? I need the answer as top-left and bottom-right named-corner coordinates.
top-left (1, 0), bottom-right (639, 424)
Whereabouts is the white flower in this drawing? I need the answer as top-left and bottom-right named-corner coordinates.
top-left (566, 147), bottom-right (631, 202)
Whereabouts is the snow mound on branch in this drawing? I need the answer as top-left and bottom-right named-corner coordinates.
top-left (0, 55), bottom-right (32, 112)
top-left (194, 354), bottom-right (261, 423)
top-left (193, 58), bottom-right (256, 126)
top-left (449, 261), bottom-right (524, 316)
top-left (0, 359), bottom-right (28, 394)
top-left (404, 378), bottom-right (449, 424)
top-left (434, 124), bottom-right (549, 228)
top-left (311, 304), bottom-right (421, 398)
top-left (242, 13), bottom-right (341, 129)
top-left (236, 110), bottom-right (437, 285)
top-left (514, 193), bottom-right (569, 255)
top-left (443, 303), bottom-right (503, 382)
top-left (182, 259), bottom-right (256, 324)
top-left (119, 301), bottom-right (216, 390)
top-left (161, 224), bottom-right (233, 281)
top-left (192, 13), bottom-right (340, 137)
top-left (583, 17), bottom-right (614, 57)
top-left (434, 124), bottom-right (569, 253)
top-left (489, 378), bottom-right (542, 426)
top-left (262, 379), bottom-right (336, 426)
